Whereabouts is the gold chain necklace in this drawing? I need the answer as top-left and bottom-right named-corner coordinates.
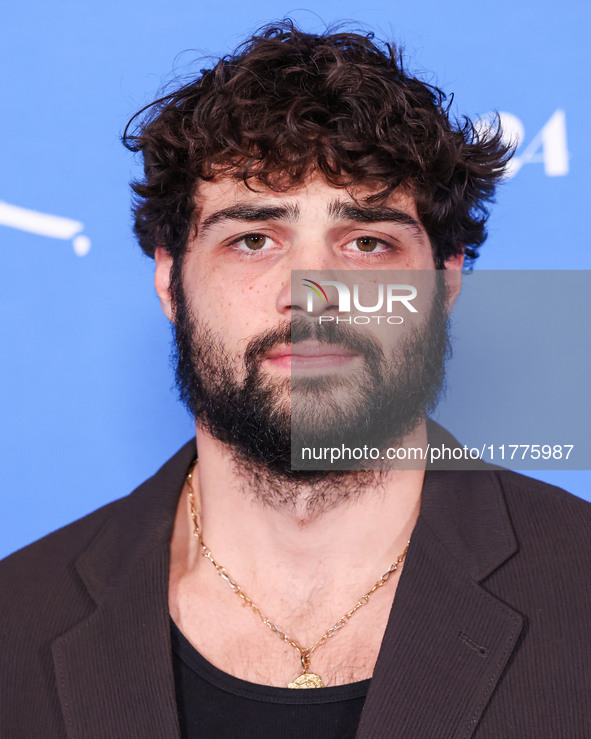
top-left (186, 461), bottom-right (410, 689)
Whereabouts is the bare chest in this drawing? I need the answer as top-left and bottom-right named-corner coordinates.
top-left (169, 578), bottom-right (395, 688)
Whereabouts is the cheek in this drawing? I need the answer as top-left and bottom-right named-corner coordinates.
top-left (196, 284), bottom-right (277, 358)
top-left (185, 254), bottom-right (282, 341)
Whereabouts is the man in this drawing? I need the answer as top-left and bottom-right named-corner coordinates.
top-left (1, 21), bottom-right (590, 739)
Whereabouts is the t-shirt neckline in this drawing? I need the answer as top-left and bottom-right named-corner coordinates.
top-left (170, 616), bottom-right (372, 705)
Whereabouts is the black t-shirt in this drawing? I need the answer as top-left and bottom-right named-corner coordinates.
top-left (170, 618), bottom-right (370, 738)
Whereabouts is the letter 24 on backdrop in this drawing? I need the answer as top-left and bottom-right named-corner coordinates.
top-left (1, 0), bottom-right (589, 557)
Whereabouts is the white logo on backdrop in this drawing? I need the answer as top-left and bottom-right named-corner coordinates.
top-left (476, 109), bottom-right (569, 178)
top-left (0, 201), bottom-right (90, 256)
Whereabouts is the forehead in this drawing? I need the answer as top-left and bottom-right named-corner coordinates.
top-left (193, 174), bottom-right (422, 225)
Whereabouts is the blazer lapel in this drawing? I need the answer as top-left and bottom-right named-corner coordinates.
top-left (51, 439), bottom-right (197, 739)
top-left (356, 468), bottom-right (524, 739)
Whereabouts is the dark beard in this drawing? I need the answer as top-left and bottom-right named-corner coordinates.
top-left (170, 266), bottom-right (450, 511)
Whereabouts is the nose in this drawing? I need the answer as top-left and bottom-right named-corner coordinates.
top-left (275, 252), bottom-right (341, 318)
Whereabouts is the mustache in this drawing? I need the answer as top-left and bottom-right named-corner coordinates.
top-left (244, 315), bottom-right (385, 373)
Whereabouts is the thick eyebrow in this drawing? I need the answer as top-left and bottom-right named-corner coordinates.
top-left (327, 200), bottom-right (425, 241)
top-left (197, 203), bottom-right (300, 239)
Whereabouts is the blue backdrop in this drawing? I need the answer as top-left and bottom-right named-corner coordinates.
top-left (1, 0), bottom-right (589, 557)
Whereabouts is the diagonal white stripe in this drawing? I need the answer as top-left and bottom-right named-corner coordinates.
top-left (0, 201), bottom-right (83, 239)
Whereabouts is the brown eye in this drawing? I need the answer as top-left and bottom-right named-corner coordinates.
top-left (355, 236), bottom-right (379, 252)
top-left (243, 234), bottom-right (267, 250)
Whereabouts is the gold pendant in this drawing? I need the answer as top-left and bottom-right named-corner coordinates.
top-left (288, 672), bottom-right (325, 689)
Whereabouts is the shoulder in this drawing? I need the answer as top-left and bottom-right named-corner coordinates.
top-left (428, 419), bottom-right (591, 549)
top-left (0, 495), bottom-right (131, 638)
top-left (496, 468), bottom-right (591, 540)
top-left (0, 438), bottom-right (195, 638)
top-left (0, 495), bottom-right (133, 713)
top-left (488, 469), bottom-right (591, 607)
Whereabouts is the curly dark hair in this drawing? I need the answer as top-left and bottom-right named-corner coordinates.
top-left (123, 20), bottom-right (513, 268)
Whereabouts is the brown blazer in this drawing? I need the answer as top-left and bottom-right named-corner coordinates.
top-left (1, 431), bottom-right (590, 738)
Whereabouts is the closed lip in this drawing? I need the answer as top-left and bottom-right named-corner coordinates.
top-left (264, 341), bottom-right (358, 360)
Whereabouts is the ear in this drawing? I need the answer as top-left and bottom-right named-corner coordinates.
top-left (443, 251), bottom-right (464, 311)
top-left (154, 247), bottom-right (175, 322)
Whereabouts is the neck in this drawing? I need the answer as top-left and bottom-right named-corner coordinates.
top-left (171, 423), bottom-right (426, 606)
